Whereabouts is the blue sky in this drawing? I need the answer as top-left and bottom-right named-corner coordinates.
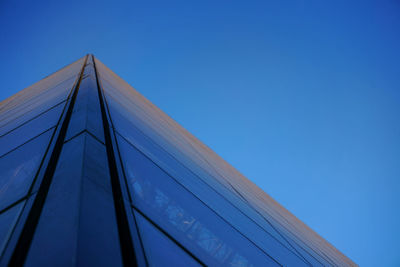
top-left (1, 0), bottom-right (399, 265)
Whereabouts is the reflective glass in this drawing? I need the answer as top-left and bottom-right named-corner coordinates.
top-left (284, 235), bottom-right (327, 267)
top-left (134, 211), bottom-right (202, 267)
top-left (115, 132), bottom-right (307, 265)
top-left (97, 62), bottom-right (327, 265)
top-left (0, 76), bottom-right (76, 135)
top-left (93, 57), bottom-right (352, 266)
top-left (0, 201), bottom-right (24, 256)
top-left (0, 103), bottom-right (62, 156)
top-left (0, 130), bottom-right (52, 211)
top-left (0, 57), bottom-right (84, 116)
top-left (98, 77), bottom-right (238, 193)
top-left (65, 75), bottom-right (104, 142)
top-left (99, 75), bottom-right (308, 264)
top-left (118, 136), bottom-right (279, 266)
top-left (101, 84), bottom-right (292, 234)
top-left (95, 59), bottom-right (247, 200)
top-left (102, 88), bottom-right (237, 200)
top-left (25, 133), bottom-right (122, 266)
top-left (252, 209), bottom-right (332, 266)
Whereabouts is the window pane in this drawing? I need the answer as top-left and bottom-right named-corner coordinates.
top-left (0, 56), bottom-right (84, 117)
top-left (0, 103), bottom-right (62, 156)
top-left (134, 211), bottom-right (202, 267)
top-left (0, 201), bottom-right (24, 256)
top-left (65, 76), bottom-right (104, 142)
top-left (0, 75), bottom-right (76, 135)
top-left (118, 136), bottom-right (279, 267)
top-left (0, 130), bottom-right (52, 211)
top-left (25, 133), bottom-right (122, 266)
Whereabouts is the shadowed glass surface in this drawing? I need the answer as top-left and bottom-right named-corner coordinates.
top-left (0, 130), bottom-right (53, 212)
top-left (117, 135), bottom-right (279, 266)
top-left (0, 202), bottom-right (24, 256)
top-left (135, 211), bottom-right (202, 267)
top-left (25, 133), bottom-right (122, 266)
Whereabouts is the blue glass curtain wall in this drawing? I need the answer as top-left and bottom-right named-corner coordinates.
top-left (0, 55), bottom-right (355, 266)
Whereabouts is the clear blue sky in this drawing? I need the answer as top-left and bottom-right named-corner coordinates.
top-left (1, 0), bottom-right (399, 265)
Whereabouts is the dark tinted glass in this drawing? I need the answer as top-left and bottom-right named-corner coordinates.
top-left (65, 76), bottom-right (104, 142)
top-left (0, 130), bottom-right (52, 211)
top-left (135, 211), bottom-right (202, 267)
top-left (0, 103), bottom-right (63, 156)
top-left (118, 136), bottom-right (279, 266)
top-left (25, 133), bottom-right (122, 266)
top-left (0, 201), bottom-right (24, 255)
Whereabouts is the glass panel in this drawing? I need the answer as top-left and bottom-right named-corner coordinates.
top-left (95, 57), bottom-right (335, 265)
top-left (96, 60), bottom-right (247, 213)
top-left (99, 76), bottom-right (237, 194)
top-left (0, 75), bottom-right (77, 135)
top-left (115, 132), bottom-right (306, 265)
top-left (65, 76), bottom-right (104, 142)
top-left (107, 97), bottom-right (308, 262)
top-left (0, 201), bottom-right (24, 256)
top-left (25, 133), bottom-right (122, 266)
top-left (284, 235), bottom-right (327, 267)
top-left (118, 136), bottom-right (279, 267)
top-left (102, 87), bottom-right (236, 200)
top-left (134, 211), bottom-right (202, 267)
top-left (0, 130), bottom-right (52, 211)
top-left (0, 56), bottom-right (84, 116)
top-left (102, 87), bottom-right (305, 262)
top-left (0, 103), bottom-right (62, 156)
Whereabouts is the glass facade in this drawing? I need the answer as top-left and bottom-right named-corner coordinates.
top-left (0, 55), bottom-right (355, 266)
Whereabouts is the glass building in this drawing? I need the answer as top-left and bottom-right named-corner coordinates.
top-left (0, 55), bottom-right (355, 266)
